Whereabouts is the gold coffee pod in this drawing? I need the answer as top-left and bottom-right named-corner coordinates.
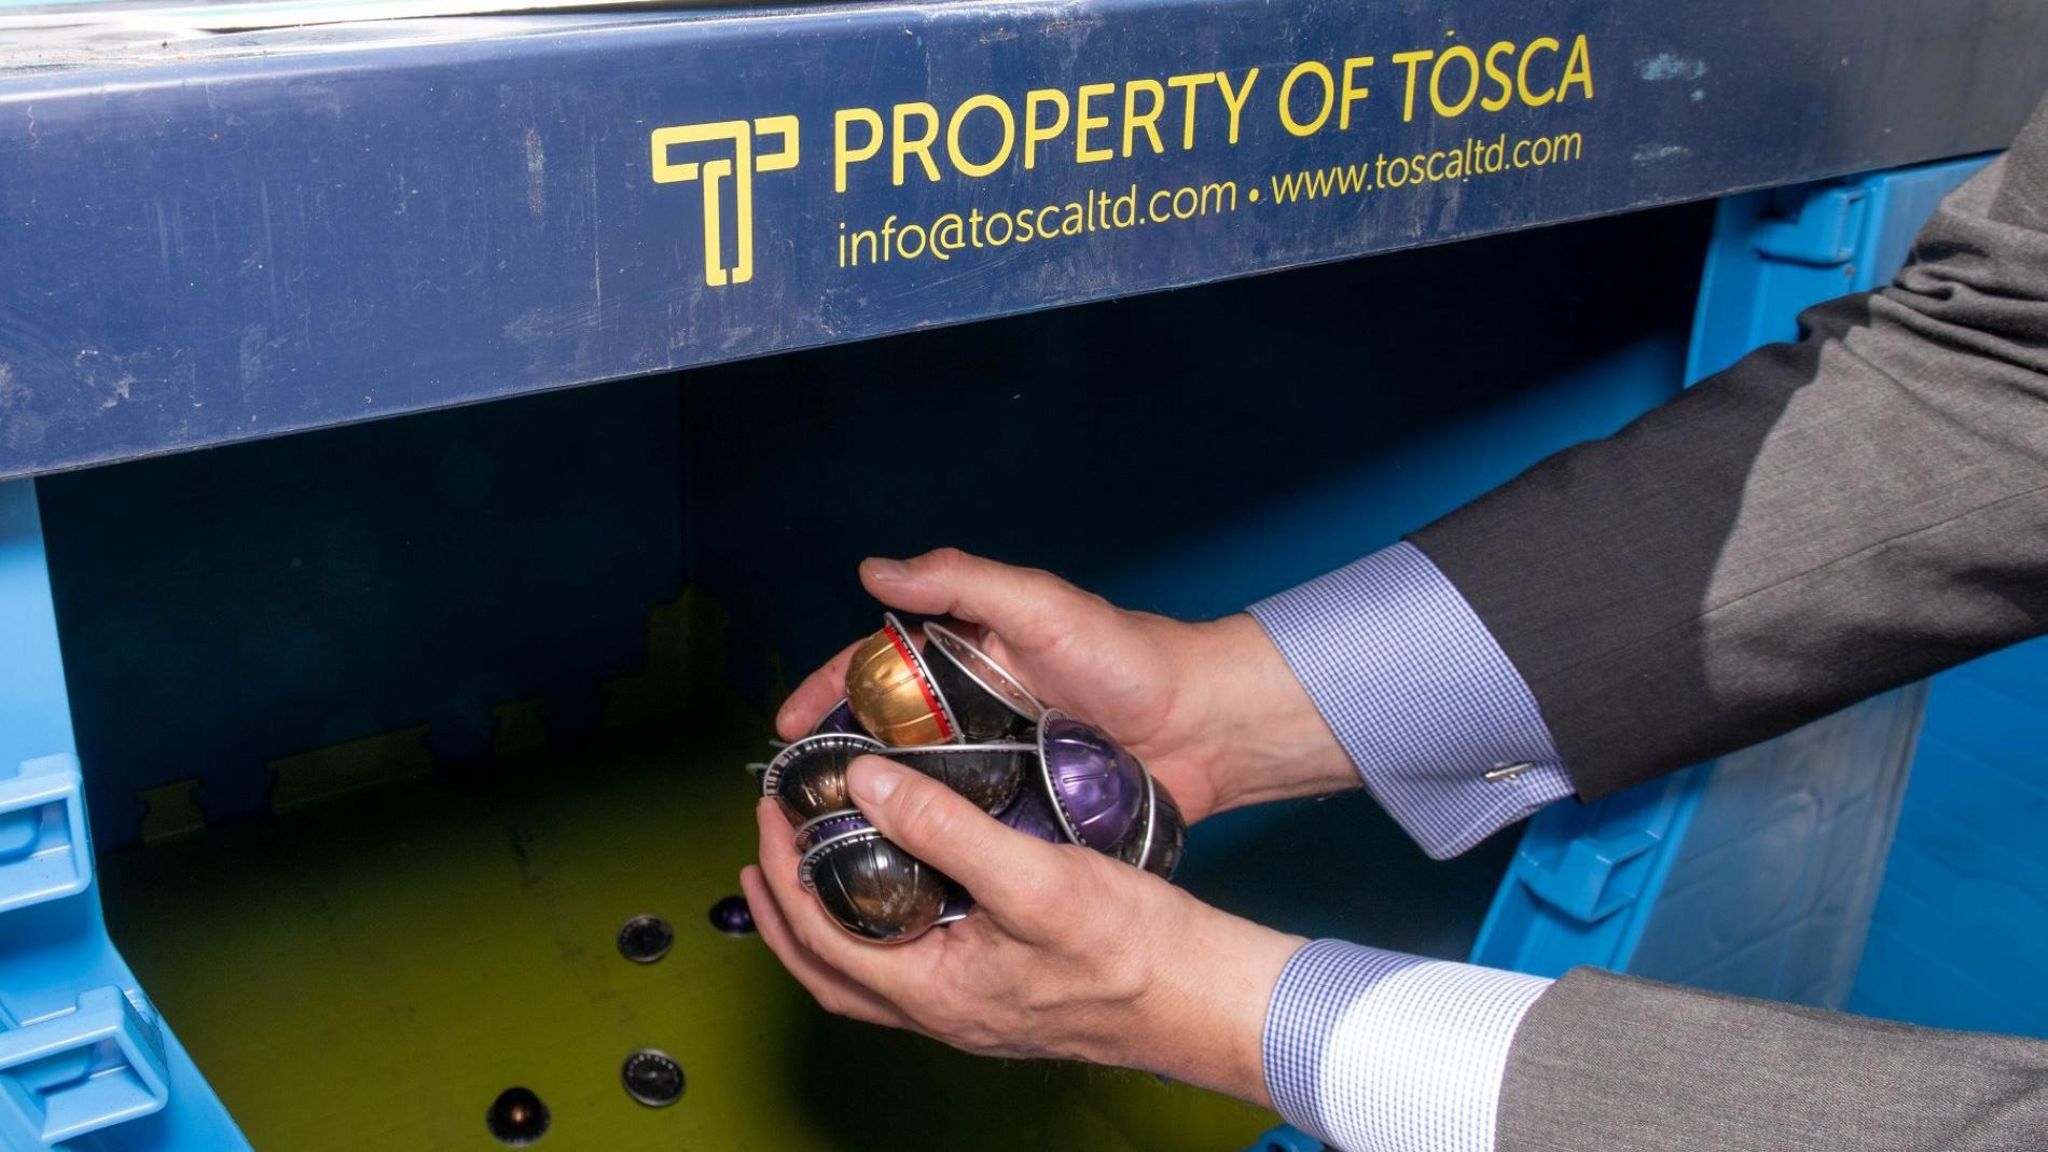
top-left (845, 612), bottom-right (959, 746)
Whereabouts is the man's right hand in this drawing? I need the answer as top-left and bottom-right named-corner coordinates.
top-left (774, 547), bottom-right (1360, 823)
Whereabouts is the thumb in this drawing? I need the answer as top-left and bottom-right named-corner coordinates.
top-left (859, 548), bottom-right (1082, 644)
top-left (845, 755), bottom-right (1054, 906)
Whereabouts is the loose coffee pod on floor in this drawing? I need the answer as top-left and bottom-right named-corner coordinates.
top-left (761, 732), bottom-right (886, 824)
top-left (811, 697), bottom-right (865, 737)
top-left (797, 829), bottom-right (950, 944)
top-left (1035, 709), bottom-right (1147, 852)
top-left (936, 884), bottom-right (974, 925)
top-left (920, 622), bottom-right (1044, 740)
top-left (886, 743), bottom-right (1032, 814)
top-left (845, 612), bottom-right (960, 746)
top-left (1111, 771), bottom-right (1188, 880)
top-left (994, 786), bottom-right (1067, 846)
top-left (792, 809), bottom-right (873, 856)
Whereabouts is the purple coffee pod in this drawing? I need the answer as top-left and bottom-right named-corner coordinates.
top-left (887, 742), bottom-right (1032, 813)
top-left (811, 697), bottom-right (865, 737)
top-left (1035, 710), bottom-right (1147, 851)
top-left (994, 786), bottom-right (1067, 846)
top-left (793, 809), bottom-right (874, 855)
top-left (921, 622), bottom-right (1044, 741)
top-left (798, 830), bottom-right (950, 944)
top-left (762, 732), bottom-right (886, 824)
top-left (708, 895), bottom-right (756, 936)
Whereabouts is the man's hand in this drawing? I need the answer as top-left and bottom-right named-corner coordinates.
top-left (741, 755), bottom-right (1304, 1103)
top-left (775, 548), bottom-right (1358, 822)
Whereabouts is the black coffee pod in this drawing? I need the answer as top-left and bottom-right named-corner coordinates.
top-left (921, 622), bottom-right (1044, 740)
top-left (761, 732), bottom-right (885, 823)
top-left (936, 884), bottom-right (974, 925)
top-left (886, 742), bottom-right (1032, 813)
top-left (486, 1087), bottom-right (549, 1145)
top-left (616, 914), bottom-right (675, 963)
top-left (798, 829), bottom-right (949, 944)
top-left (621, 1049), bottom-right (685, 1107)
top-left (1112, 772), bottom-right (1188, 880)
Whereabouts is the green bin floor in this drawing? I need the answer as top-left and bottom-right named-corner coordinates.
top-left (98, 718), bottom-right (1278, 1150)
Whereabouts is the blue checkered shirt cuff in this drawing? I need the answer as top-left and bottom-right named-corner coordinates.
top-left (1264, 940), bottom-right (1553, 1152)
top-left (1248, 541), bottom-right (1574, 859)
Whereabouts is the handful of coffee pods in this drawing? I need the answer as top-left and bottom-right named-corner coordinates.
top-left (755, 613), bottom-right (1186, 944)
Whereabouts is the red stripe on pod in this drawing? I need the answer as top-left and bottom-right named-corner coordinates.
top-left (884, 620), bottom-right (954, 740)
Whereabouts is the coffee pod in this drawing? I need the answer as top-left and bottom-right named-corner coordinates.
top-left (994, 786), bottom-right (1067, 845)
top-left (920, 622), bottom-right (1044, 740)
top-left (845, 612), bottom-right (960, 746)
top-left (811, 697), bottom-right (865, 737)
top-left (1035, 710), bottom-right (1147, 851)
top-left (793, 809), bottom-right (872, 855)
top-left (1112, 772), bottom-right (1188, 880)
top-left (798, 829), bottom-right (950, 944)
top-left (887, 743), bottom-right (1032, 814)
top-left (936, 884), bottom-right (974, 925)
top-left (761, 733), bottom-right (886, 824)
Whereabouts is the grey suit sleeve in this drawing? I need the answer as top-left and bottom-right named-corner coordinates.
top-left (1499, 968), bottom-right (2048, 1152)
top-left (1410, 96), bottom-right (2048, 801)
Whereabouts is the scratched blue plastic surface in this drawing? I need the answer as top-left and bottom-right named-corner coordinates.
top-left (0, 479), bottom-right (248, 1151)
top-left (2, 0), bottom-right (2046, 479)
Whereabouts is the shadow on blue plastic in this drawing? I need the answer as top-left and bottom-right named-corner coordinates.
top-left (0, 985), bottom-right (170, 1148)
top-left (0, 754), bottom-right (93, 915)
top-left (1469, 766), bottom-right (1707, 978)
top-left (1471, 152), bottom-right (1994, 993)
top-left (1687, 153), bottom-right (1991, 384)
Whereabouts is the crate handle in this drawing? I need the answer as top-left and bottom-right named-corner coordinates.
top-left (1514, 829), bottom-right (1663, 924)
top-left (0, 986), bottom-right (171, 1147)
top-left (1752, 186), bottom-right (1870, 266)
top-left (0, 754), bottom-right (94, 916)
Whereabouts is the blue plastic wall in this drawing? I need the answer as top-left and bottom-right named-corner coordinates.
top-left (1470, 155), bottom-right (1996, 1003)
top-left (37, 380), bottom-right (685, 850)
top-left (0, 480), bottom-right (246, 1150)
top-left (1850, 640), bottom-right (2048, 1038)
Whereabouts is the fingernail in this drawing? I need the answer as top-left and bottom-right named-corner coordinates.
top-left (864, 557), bottom-right (910, 582)
top-left (848, 756), bottom-right (903, 805)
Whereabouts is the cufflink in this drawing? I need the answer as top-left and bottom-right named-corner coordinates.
top-left (1483, 761), bottom-right (1533, 782)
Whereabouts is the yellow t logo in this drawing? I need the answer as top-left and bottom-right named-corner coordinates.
top-left (650, 115), bottom-right (801, 288)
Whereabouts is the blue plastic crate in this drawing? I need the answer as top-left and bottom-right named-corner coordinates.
top-left (0, 480), bottom-right (248, 1151)
top-left (0, 149), bottom-right (2019, 1150)
top-left (1468, 154), bottom-right (1995, 996)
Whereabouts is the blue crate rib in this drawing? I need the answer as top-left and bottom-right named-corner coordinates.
top-left (0, 479), bottom-right (249, 1151)
top-left (1470, 155), bottom-right (1995, 991)
top-left (0, 0), bottom-right (2044, 478)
